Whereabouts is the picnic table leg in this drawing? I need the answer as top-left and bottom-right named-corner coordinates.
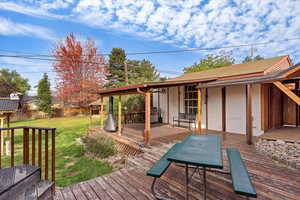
top-left (185, 164), bottom-right (189, 200)
top-left (203, 167), bottom-right (207, 200)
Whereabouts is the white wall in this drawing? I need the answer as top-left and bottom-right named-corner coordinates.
top-left (226, 85), bottom-right (246, 134)
top-left (207, 87), bottom-right (223, 131)
top-left (153, 84), bottom-right (263, 136)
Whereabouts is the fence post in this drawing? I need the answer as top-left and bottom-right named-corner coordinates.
top-left (51, 129), bottom-right (55, 183)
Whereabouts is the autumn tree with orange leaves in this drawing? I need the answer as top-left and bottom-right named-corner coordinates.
top-left (53, 34), bottom-right (107, 113)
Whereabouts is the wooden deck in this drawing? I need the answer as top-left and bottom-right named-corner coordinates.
top-left (54, 132), bottom-right (300, 200)
top-left (260, 127), bottom-right (300, 142)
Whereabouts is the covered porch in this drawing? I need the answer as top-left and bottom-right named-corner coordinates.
top-left (97, 61), bottom-right (300, 146)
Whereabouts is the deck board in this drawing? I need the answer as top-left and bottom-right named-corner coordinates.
top-left (55, 132), bottom-right (300, 200)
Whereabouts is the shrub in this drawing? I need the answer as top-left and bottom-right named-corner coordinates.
top-left (82, 134), bottom-right (117, 159)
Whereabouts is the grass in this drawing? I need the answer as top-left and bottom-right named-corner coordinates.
top-left (2, 116), bottom-right (113, 187)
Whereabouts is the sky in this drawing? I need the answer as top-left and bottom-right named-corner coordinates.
top-left (0, 0), bottom-right (300, 95)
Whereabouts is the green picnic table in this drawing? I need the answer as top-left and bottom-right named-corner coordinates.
top-left (167, 134), bottom-right (223, 200)
top-left (147, 134), bottom-right (257, 200)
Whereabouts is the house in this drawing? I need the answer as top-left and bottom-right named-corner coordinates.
top-left (17, 96), bottom-right (64, 120)
top-left (0, 93), bottom-right (22, 126)
top-left (98, 55), bottom-right (300, 145)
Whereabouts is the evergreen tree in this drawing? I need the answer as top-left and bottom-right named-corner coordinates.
top-left (183, 53), bottom-right (235, 73)
top-left (107, 48), bottom-right (126, 88)
top-left (242, 55), bottom-right (264, 63)
top-left (127, 59), bottom-right (159, 84)
top-left (37, 73), bottom-right (52, 116)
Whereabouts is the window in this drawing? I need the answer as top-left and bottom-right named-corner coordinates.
top-left (184, 85), bottom-right (197, 114)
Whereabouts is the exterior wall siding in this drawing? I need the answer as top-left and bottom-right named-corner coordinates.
top-left (225, 85), bottom-right (247, 134)
top-left (207, 87), bottom-right (223, 131)
top-left (153, 84), bottom-right (264, 136)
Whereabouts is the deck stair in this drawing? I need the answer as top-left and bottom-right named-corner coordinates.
top-left (0, 165), bottom-right (53, 200)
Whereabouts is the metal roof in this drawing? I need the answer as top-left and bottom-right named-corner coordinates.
top-left (0, 98), bottom-right (20, 112)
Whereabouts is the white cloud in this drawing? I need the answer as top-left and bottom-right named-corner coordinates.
top-left (2, 0), bottom-right (300, 62)
top-left (0, 17), bottom-right (56, 40)
top-left (0, 1), bottom-right (66, 19)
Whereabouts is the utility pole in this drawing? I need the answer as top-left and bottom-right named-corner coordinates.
top-left (124, 60), bottom-right (128, 85)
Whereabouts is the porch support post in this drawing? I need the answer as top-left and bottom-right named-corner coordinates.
top-left (197, 88), bottom-right (202, 134)
top-left (118, 96), bottom-right (122, 136)
top-left (296, 82), bottom-right (299, 127)
top-left (167, 88), bottom-right (170, 124)
top-left (0, 117), bottom-right (4, 155)
top-left (144, 91), bottom-right (151, 146)
top-left (205, 88), bottom-right (208, 129)
top-left (100, 96), bottom-right (104, 129)
top-left (222, 87), bottom-right (226, 140)
top-left (246, 84), bottom-right (253, 145)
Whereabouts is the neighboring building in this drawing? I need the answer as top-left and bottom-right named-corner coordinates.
top-left (19, 96), bottom-right (64, 119)
top-left (89, 99), bottom-right (106, 115)
top-left (0, 94), bottom-right (22, 125)
top-left (99, 55), bottom-right (300, 145)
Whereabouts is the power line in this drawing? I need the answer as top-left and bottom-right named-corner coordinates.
top-left (0, 62), bottom-right (51, 67)
top-left (0, 36), bottom-right (299, 57)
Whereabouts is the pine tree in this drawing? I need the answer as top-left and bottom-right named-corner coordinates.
top-left (37, 73), bottom-right (52, 116)
top-left (107, 48), bottom-right (126, 88)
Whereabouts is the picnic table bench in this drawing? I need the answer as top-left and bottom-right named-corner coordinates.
top-left (147, 135), bottom-right (257, 199)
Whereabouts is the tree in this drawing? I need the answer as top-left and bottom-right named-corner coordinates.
top-left (0, 68), bottom-right (30, 96)
top-left (242, 55), bottom-right (264, 63)
top-left (37, 73), bottom-right (52, 115)
top-left (183, 53), bottom-right (235, 73)
top-left (53, 33), bottom-right (107, 112)
top-left (127, 59), bottom-right (160, 84)
top-left (107, 48), bottom-right (126, 88)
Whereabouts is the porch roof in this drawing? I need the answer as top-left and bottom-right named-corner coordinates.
top-left (197, 62), bottom-right (300, 88)
top-left (98, 78), bottom-right (215, 96)
top-left (98, 55), bottom-right (293, 96)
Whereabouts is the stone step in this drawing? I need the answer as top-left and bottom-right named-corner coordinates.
top-left (0, 165), bottom-right (41, 200)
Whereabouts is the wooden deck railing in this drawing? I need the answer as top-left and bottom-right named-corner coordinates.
top-left (124, 112), bottom-right (145, 124)
top-left (0, 126), bottom-right (56, 182)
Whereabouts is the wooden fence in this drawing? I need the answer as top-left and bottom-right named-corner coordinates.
top-left (0, 126), bottom-right (56, 182)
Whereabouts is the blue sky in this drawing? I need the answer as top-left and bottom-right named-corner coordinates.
top-left (0, 0), bottom-right (300, 94)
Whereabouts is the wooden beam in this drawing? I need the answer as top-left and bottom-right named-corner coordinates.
top-left (100, 96), bottom-right (104, 129)
top-left (167, 88), bottom-right (170, 124)
top-left (246, 84), bottom-right (253, 145)
top-left (295, 82), bottom-right (299, 127)
top-left (273, 81), bottom-right (300, 106)
top-left (144, 91), bottom-right (151, 146)
top-left (178, 87), bottom-right (181, 127)
top-left (157, 89), bottom-right (160, 110)
top-left (0, 118), bottom-right (3, 156)
top-left (197, 88), bottom-right (202, 134)
top-left (205, 88), bottom-right (208, 129)
top-left (118, 96), bottom-right (122, 136)
top-left (221, 87), bottom-right (226, 132)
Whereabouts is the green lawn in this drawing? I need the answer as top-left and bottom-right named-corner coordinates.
top-left (2, 116), bottom-right (113, 187)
